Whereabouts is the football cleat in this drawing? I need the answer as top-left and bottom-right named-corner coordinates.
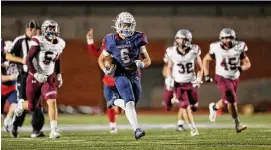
top-left (236, 124), bottom-right (247, 133)
top-left (31, 131), bottom-right (45, 138)
top-left (209, 102), bottom-right (217, 122)
top-left (190, 128), bottom-right (199, 136)
top-left (134, 128), bottom-right (145, 140)
top-left (49, 128), bottom-right (61, 139)
top-left (176, 124), bottom-right (186, 132)
top-left (109, 127), bottom-right (118, 134)
top-left (10, 125), bottom-right (18, 138)
top-left (4, 117), bottom-right (12, 132)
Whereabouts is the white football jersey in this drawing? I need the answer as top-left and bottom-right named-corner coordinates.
top-left (209, 41), bottom-right (248, 79)
top-left (30, 36), bottom-right (65, 75)
top-left (166, 45), bottom-right (201, 83)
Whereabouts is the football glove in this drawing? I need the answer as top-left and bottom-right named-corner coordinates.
top-left (165, 76), bottom-right (174, 91)
top-left (34, 73), bottom-right (48, 83)
top-left (191, 78), bottom-right (203, 88)
top-left (57, 74), bottom-right (63, 88)
top-left (103, 65), bottom-right (116, 75)
top-left (134, 60), bottom-right (145, 68)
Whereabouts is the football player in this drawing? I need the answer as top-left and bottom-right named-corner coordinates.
top-left (165, 29), bottom-right (203, 136)
top-left (1, 40), bottom-right (19, 132)
top-left (203, 28), bottom-right (251, 133)
top-left (86, 28), bottom-right (122, 134)
top-left (98, 12), bottom-right (151, 140)
top-left (162, 45), bottom-right (185, 132)
top-left (16, 19), bottom-right (65, 139)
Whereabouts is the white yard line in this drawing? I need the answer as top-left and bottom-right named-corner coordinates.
top-left (3, 123), bottom-right (270, 132)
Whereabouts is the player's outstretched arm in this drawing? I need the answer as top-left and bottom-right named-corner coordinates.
top-left (86, 28), bottom-right (101, 57)
top-left (203, 53), bottom-right (214, 77)
top-left (139, 46), bottom-right (151, 68)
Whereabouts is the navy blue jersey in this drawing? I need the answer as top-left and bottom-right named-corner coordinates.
top-left (102, 31), bottom-right (148, 77)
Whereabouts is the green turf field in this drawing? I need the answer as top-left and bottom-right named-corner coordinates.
top-left (1, 114), bottom-right (271, 150)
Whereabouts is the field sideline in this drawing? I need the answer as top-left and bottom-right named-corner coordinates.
top-left (1, 114), bottom-right (271, 150)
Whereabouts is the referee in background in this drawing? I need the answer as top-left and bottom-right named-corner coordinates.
top-left (5, 20), bottom-right (45, 138)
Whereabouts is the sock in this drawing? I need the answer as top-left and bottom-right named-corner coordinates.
top-left (233, 117), bottom-right (240, 125)
top-left (106, 108), bottom-right (116, 123)
top-left (109, 122), bottom-right (117, 129)
top-left (188, 124), bottom-right (193, 130)
top-left (50, 120), bottom-right (57, 131)
top-left (191, 122), bottom-right (196, 129)
top-left (114, 99), bottom-right (125, 110)
top-left (213, 103), bottom-right (220, 111)
top-left (177, 120), bottom-right (184, 126)
top-left (125, 101), bottom-right (140, 131)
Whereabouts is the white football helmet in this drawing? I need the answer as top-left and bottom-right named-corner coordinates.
top-left (219, 28), bottom-right (236, 39)
top-left (41, 19), bottom-right (60, 40)
top-left (113, 12), bottom-right (136, 37)
top-left (175, 29), bottom-right (192, 48)
top-left (219, 28), bottom-right (236, 46)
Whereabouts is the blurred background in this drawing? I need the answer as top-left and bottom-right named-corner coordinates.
top-left (2, 2), bottom-right (271, 115)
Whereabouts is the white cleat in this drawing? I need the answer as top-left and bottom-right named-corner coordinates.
top-left (49, 128), bottom-right (61, 139)
top-left (109, 127), bottom-right (118, 134)
top-left (14, 99), bottom-right (24, 117)
top-left (190, 128), bottom-right (199, 136)
top-left (209, 102), bottom-right (217, 123)
top-left (4, 118), bottom-right (12, 132)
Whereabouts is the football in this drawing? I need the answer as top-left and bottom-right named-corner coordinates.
top-left (104, 56), bottom-right (114, 69)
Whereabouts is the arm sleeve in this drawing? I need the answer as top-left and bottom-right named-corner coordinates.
top-left (54, 58), bottom-right (61, 74)
top-left (87, 44), bottom-right (102, 57)
top-left (26, 45), bottom-right (40, 74)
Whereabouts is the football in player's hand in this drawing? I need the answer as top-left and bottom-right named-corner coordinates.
top-left (104, 56), bottom-right (114, 69)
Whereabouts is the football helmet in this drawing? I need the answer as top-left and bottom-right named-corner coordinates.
top-left (41, 19), bottom-right (60, 40)
top-left (175, 29), bottom-right (192, 48)
top-left (113, 12), bottom-right (136, 37)
top-left (219, 28), bottom-right (237, 46)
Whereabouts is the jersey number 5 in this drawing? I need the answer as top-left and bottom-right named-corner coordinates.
top-left (220, 57), bottom-right (238, 70)
top-left (177, 62), bottom-right (193, 74)
top-left (120, 49), bottom-right (130, 64)
top-left (43, 51), bottom-right (57, 64)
